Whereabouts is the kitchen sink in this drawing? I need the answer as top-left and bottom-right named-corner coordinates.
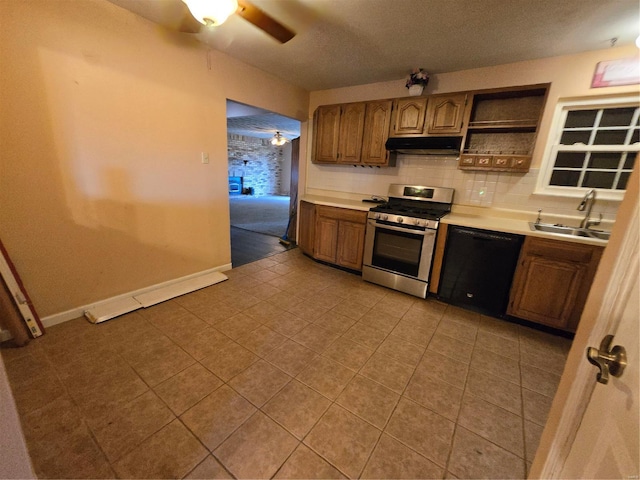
top-left (528, 222), bottom-right (610, 240)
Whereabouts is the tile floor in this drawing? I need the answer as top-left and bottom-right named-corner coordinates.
top-left (1, 248), bottom-right (571, 479)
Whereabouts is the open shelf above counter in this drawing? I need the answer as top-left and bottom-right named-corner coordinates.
top-left (459, 85), bottom-right (549, 172)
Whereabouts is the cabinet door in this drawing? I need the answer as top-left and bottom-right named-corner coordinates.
top-left (361, 100), bottom-right (393, 165)
top-left (390, 97), bottom-right (428, 136)
top-left (313, 105), bottom-right (341, 163)
top-left (337, 221), bottom-right (366, 271)
top-left (508, 255), bottom-right (587, 330)
top-left (314, 216), bottom-right (339, 263)
top-left (507, 237), bottom-right (603, 331)
top-left (337, 103), bottom-right (366, 164)
top-left (426, 93), bottom-right (468, 134)
top-left (298, 201), bottom-right (315, 256)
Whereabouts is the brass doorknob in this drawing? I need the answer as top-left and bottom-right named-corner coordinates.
top-left (586, 334), bottom-right (627, 385)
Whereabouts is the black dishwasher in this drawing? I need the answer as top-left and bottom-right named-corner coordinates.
top-left (438, 226), bottom-right (524, 317)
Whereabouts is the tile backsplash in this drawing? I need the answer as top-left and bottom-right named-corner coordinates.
top-left (307, 155), bottom-right (621, 223)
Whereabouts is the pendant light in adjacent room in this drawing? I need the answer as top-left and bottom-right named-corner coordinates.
top-left (271, 131), bottom-right (289, 146)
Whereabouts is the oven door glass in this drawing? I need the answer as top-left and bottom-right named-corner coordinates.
top-left (370, 226), bottom-right (425, 277)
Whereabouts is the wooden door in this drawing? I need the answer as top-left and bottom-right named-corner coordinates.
top-left (426, 93), bottom-right (467, 134)
top-left (361, 100), bottom-right (393, 166)
top-left (390, 97), bottom-right (428, 136)
top-left (298, 200), bottom-right (315, 256)
top-left (314, 216), bottom-right (339, 263)
top-left (337, 102), bottom-right (366, 164)
top-left (313, 105), bottom-right (341, 163)
top-left (561, 273), bottom-right (638, 478)
top-left (337, 221), bottom-right (366, 271)
top-left (531, 163), bottom-right (638, 478)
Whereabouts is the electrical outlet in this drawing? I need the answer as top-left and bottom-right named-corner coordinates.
top-left (201, 152), bottom-right (209, 164)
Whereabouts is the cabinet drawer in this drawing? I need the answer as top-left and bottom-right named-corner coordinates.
top-left (460, 154), bottom-right (493, 166)
top-left (316, 205), bottom-right (367, 224)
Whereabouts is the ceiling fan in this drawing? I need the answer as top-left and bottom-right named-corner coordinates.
top-left (181, 0), bottom-right (295, 43)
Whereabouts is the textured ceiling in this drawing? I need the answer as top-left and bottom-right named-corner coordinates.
top-left (108, 0), bottom-right (640, 91)
top-left (227, 101), bottom-right (300, 140)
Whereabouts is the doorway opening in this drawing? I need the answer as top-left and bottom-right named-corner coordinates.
top-left (226, 100), bottom-right (300, 267)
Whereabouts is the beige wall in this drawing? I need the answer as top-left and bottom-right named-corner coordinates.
top-left (0, 0), bottom-right (308, 318)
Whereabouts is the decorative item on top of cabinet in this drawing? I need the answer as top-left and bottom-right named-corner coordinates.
top-left (507, 235), bottom-right (603, 332)
top-left (312, 101), bottom-right (394, 167)
top-left (459, 84), bottom-right (549, 172)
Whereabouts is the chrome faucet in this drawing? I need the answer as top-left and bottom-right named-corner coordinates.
top-left (577, 189), bottom-right (601, 229)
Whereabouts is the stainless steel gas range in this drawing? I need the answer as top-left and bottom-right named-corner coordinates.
top-left (362, 184), bottom-right (454, 298)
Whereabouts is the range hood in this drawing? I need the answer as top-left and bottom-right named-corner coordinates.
top-left (385, 136), bottom-right (462, 155)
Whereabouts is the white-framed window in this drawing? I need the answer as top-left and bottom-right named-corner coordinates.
top-left (535, 95), bottom-right (639, 200)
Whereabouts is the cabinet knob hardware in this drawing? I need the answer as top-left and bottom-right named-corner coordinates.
top-left (586, 334), bottom-right (627, 384)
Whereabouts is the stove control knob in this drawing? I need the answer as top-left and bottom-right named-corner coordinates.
top-left (374, 213), bottom-right (381, 220)
top-left (397, 217), bottom-right (403, 223)
top-left (382, 214), bottom-right (388, 221)
top-left (414, 219), bottom-right (422, 226)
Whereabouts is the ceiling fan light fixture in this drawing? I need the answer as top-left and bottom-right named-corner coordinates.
top-left (182, 0), bottom-right (239, 26)
top-left (271, 131), bottom-right (288, 146)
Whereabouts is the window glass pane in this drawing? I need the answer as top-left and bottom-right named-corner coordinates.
top-left (565, 110), bottom-right (597, 128)
top-left (583, 171), bottom-right (616, 189)
top-left (593, 130), bottom-right (628, 145)
top-left (550, 170), bottom-right (580, 187)
top-left (554, 152), bottom-right (586, 168)
top-left (623, 155), bottom-right (637, 169)
top-left (599, 107), bottom-right (635, 127)
top-left (588, 153), bottom-right (621, 169)
top-left (631, 129), bottom-right (639, 145)
top-left (617, 172), bottom-right (630, 190)
top-left (560, 131), bottom-right (590, 145)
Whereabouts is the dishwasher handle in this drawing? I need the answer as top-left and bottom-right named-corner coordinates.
top-left (452, 227), bottom-right (522, 243)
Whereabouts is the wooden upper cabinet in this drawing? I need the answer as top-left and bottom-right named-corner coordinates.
top-left (312, 101), bottom-right (393, 166)
top-left (361, 100), bottom-right (393, 165)
top-left (426, 93), bottom-right (468, 134)
top-left (337, 103), bottom-right (366, 164)
top-left (390, 97), bottom-right (429, 136)
top-left (313, 105), bottom-right (341, 163)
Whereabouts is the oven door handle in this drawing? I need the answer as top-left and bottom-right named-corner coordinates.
top-left (368, 220), bottom-right (434, 236)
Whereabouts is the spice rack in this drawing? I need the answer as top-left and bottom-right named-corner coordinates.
top-left (459, 85), bottom-right (549, 172)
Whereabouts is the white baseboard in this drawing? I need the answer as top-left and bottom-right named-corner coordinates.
top-left (40, 263), bottom-right (232, 329)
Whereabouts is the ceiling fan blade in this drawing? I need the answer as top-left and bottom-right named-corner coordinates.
top-left (236, 0), bottom-right (295, 44)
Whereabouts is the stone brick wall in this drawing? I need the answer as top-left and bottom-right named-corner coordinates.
top-left (227, 134), bottom-right (287, 196)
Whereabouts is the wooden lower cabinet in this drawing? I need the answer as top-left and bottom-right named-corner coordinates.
top-left (298, 200), bottom-right (316, 256)
top-left (336, 220), bottom-right (367, 270)
top-left (298, 201), bottom-right (367, 271)
top-left (507, 236), bottom-right (603, 332)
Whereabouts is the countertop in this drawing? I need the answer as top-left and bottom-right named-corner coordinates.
top-left (300, 194), bottom-right (609, 247)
